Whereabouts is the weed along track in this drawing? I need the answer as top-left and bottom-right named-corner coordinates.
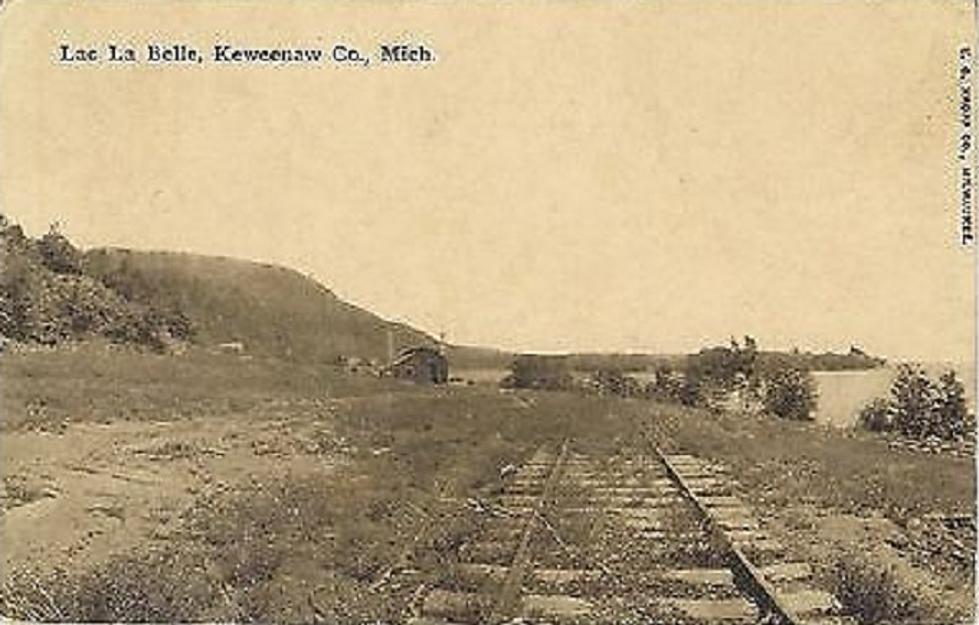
top-left (409, 439), bottom-right (853, 625)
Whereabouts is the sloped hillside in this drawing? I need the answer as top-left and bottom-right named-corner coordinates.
top-left (1, 215), bottom-right (489, 365)
top-left (83, 248), bottom-right (434, 363)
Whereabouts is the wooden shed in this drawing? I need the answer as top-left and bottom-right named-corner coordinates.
top-left (388, 346), bottom-right (449, 385)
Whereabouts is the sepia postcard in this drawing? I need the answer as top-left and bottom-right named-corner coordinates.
top-left (0, 1), bottom-right (976, 623)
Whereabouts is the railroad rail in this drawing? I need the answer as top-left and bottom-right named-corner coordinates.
top-left (408, 439), bottom-right (851, 624)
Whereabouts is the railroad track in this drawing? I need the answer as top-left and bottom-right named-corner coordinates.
top-left (408, 441), bottom-right (852, 625)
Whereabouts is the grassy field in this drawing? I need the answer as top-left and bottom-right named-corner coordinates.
top-left (0, 346), bottom-right (973, 622)
top-left (0, 342), bottom-right (402, 432)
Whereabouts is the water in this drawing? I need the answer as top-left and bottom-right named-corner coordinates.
top-left (812, 363), bottom-right (977, 428)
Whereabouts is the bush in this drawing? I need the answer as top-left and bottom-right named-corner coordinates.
top-left (858, 398), bottom-right (893, 432)
top-left (934, 370), bottom-right (972, 441)
top-left (832, 554), bottom-right (935, 624)
top-left (0, 254), bottom-right (32, 340)
top-left (677, 376), bottom-right (705, 407)
top-left (685, 336), bottom-right (758, 393)
top-left (890, 364), bottom-right (939, 439)
top-left (503, 355), bottom-right (574, 391)
top-left (762, 366), bottom-right (817, 420)
top-left (592, 369), bottom-right (641, 398)
top-left (647, 366), bottom-right (682, 401)
top-left (0, 217), bottom-right (194, 350)
top-left (0, 551), bottom-right (221, 622)
top-left (860, 367), bottom-right (974, 442)
top-left (37, 226), bottom-right (83, 275)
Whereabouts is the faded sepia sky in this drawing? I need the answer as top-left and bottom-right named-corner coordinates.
top-left (1, 1), bottom-right (975, 361)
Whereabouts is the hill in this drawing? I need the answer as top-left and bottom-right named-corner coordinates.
top-left (83, 248), bottom-right (436, 363)
top-left (1, 215), bottom-right (448, 363)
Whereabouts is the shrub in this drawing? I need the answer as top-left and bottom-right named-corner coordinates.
top-left (762, 366), bottom-right (817, 420)
top-left (677, 374), bottom-right (705, 407)
top-left (503, 355), bottom-right (574, 391)
top-left (934, 370), bottom-right (973, 441)
top-left (0, 254), bottom-right (33, 340)
top-left (862, 366), bottom-right (975, 442)
top-left (685, 336), bottom-right (758, 393)
top-left (592, 369), bottom-right (642, 398)
top-left (647, 365), bottom-right (683, 402)
top-left (0, 217), bottom-right (194, 350)
top-left (0, 551), bottom-right (221, 622)
top-left (833, 554), bottom-right (931, 624)
top-left (858, 398), bottom-right (893, 432)
top-left (890, 364), bottom-right (939, 439)
top-left (37, 225), bottom-right (83, 275)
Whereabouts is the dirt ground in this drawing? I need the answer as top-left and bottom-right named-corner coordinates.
top-left (1, 406), bottom-right (342, 576)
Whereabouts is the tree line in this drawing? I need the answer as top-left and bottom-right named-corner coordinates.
top-left (500, 337), bottom-right (973, 443)
top-left (502, 336), bottom-right (821, 421)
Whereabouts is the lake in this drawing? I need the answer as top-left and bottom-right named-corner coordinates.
top-left (812, 363), bottom-right (977, 428)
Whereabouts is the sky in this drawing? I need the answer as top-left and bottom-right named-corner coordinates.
top-left (1, 0), bottom-right (975, 362)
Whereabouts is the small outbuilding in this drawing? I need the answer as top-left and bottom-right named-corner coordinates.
top-left (387, 346), bottom-right (449, 385)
